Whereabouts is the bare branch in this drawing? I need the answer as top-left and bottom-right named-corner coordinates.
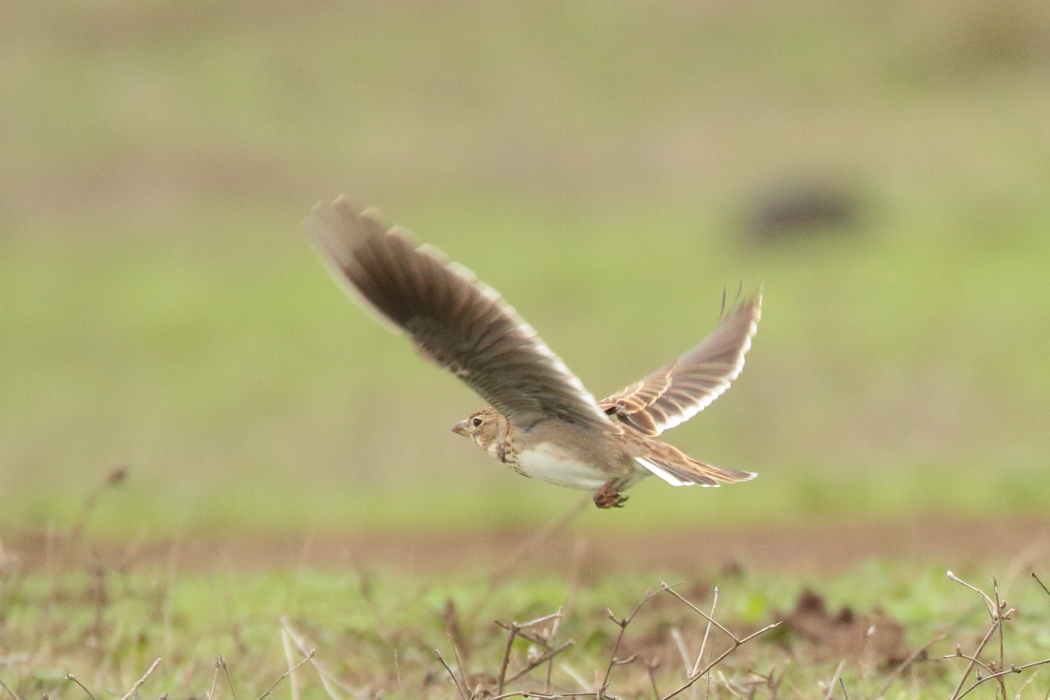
top-left (956, 658), bottom-right (1050, 700)
top-left (669, 628), bottom-right (690, 675)
top-left (659, 582), bottom-right (738, 643)
top-left (821, 660), bottom-right (845, 700)
top-left (496, 622), bottom-right (519, 696)
top-left (120, 658), bottom-right (162, 700)
top-left (505, 640), bottom-right (575, 684)
top-left (1032, 572), bottom-right (1050, 600)
top-left (216, 655), bottom-right (237, 700)
top-left (435, 650), bottom-right (468, 700)
top-left (0, 677), bottom-right (22, 700)
top-left (65, 675), bottom-right (97, 700)
top-left (691, 585), bottom-right (719, 678)
top-left (279, 624), bottom-right (302, 700)
top-left (449, 631), bottom-right (471, 698)
top-left (645, 658), bottom-right (662, 700)
top-left (948, 619), bottom-right (1001, 700)
top-left (942, 651), bottom-right (996, 675)
top-left (992, 578), bottom-right (1008, 700)
top-left (284, 620), bottom-right (354, 698)
top-left (660, 622), bottom-right (781, 700)
top-left (599, 589), bottom-right (660, 697)
top-left (205, 658), bottom-right (221, 700)
top-left (947, 571), bottom-right (998, 620)
top-left (518, 611), bottom-right (565, 629)
top-left (256, 649), bottom-right (316, 700)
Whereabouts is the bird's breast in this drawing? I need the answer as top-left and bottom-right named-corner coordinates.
top-left (513, 443), bottom-right (612, 491)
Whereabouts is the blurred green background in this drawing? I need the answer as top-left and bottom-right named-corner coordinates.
top-left (2, 0), bottom-right (1048, 538)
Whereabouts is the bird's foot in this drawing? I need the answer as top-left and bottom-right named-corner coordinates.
top-left (593, 482), bottom-right (628, 509)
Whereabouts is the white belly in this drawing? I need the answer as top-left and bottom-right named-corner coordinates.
top-left (514, 443), bottom-right (610, 491)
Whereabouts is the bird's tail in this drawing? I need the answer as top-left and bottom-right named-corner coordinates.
top-left (635, 451), bottom-right (756, 488)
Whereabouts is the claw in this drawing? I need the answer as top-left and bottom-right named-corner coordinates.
top-left (593, 482), bottom-right (629, 509)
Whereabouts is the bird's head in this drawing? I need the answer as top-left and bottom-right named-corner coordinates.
top-left (452, 408), bottom-right (506, 456)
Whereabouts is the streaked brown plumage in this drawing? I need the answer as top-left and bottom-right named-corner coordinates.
top-left (307, 196), bottom-right (761, 508)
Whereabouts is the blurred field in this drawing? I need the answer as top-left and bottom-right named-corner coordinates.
top-left (2, 0), bottom-right (1050, 537)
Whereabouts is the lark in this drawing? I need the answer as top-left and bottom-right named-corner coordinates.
top-left (306, 196), bottom-right (761, 508)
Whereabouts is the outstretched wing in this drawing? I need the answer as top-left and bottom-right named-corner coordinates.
top-left (600, 292), bottom-right (761, 436)
top-left (306, 196), bottom-right (611, 431)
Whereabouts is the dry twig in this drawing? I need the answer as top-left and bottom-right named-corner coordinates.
top-left (435, 650), bottom-right (468, 700)
top-left (821, 660), bottom-right (845, 700)
top-left (279, 624), bottom-right (302, 700)
top-left (691, 585), bottom-right (719, 678)
top-left (0, 677), bottom-right (22, 700)
top-left (447, 579), bottom-right (779, 699)
top-left (282, 620), bottom-right (353, 699)
top-left (65, 673), bottom-right (98, 700)
top-left (875, 632), bottom-right (945, 699)
top-left (1033, 572), bottom-right (1050, 600)
top-left (206, 658), bottom-right (222, 700)
top-left (658, 582), bottom-right (781, 700)
top-left (599, 589), bottom-right (662, 697)
top-left (944, 570), bottom-right (1050, 700)
top-left (256, 649), bottom-right (316, 700)
top-left (120, 658), bottom-right (162, 700)
top-left (505, 641), bottom-right (575, 685)
top-left (215, 655), bottom-right (237, 700)
top-left (496, 621), bottom-right (520, 695)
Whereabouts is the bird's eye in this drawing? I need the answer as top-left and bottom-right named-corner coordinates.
top-left (471, 416), bottom-right (483, 428)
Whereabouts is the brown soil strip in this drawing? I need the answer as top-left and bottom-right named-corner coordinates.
top-left (7, 518), bottom-right (1048, 574)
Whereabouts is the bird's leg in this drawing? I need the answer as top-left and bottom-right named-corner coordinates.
top-left (593, 481), bottom-right (628, 509)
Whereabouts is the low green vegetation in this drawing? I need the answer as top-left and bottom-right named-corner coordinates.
top-left (2, 533), bottom-right (1049, 699)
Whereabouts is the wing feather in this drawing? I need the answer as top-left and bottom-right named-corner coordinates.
top-left (601, 292), bottom-right (761, 436)
top-left (306, 196), bottom-right (611, 431)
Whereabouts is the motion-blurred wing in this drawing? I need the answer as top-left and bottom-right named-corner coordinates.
top-left (601, 293), bottom-right (761, 436)
top-left (306, 196), bottom-right (611, 431)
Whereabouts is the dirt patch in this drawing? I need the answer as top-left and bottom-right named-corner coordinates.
top-left (5, 517), bottom-right (1048, 574)
top-left (777, 589), bottom-right (909, 665)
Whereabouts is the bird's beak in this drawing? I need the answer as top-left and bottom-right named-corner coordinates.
top-left (451, 420), bottom-right (470, 437)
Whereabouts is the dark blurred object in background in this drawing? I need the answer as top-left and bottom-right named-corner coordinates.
top-left (744, 179), bottom-right (864, 245)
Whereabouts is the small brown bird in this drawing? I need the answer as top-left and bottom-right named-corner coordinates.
top-left (306, 197), bottom-right (761, 508)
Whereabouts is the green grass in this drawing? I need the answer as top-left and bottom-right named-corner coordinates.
top-left (3, 0), bottom-right (1050, 534)
top-left (2, 202), bottom-right (1048, 536)
top-left (3, 538), bottom-right (1049, 699)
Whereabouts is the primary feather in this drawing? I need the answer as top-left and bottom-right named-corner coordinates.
top-left (306, 196), bottom-right (612, 431)
top-left (600, 293), bottom-right (761, 436)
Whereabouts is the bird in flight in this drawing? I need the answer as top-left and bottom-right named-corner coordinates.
top-left (306, 197), bottom-right (761, 508)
